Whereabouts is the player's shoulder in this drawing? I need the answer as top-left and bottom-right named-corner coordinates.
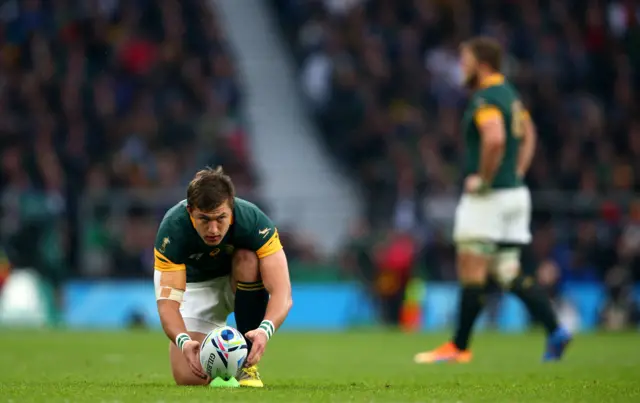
top-left (157, 199), bottom-right (191, 235)
top-left (232, 197), bottom-right (271, 228)
top-left (475, 81), bottom-right (518, 108)
top-left (232, 197), bottom-right (282, 256)
top-left (155, 200), bottom-right (193, 262)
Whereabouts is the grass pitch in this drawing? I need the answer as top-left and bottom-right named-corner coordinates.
top-left (0, 330), bottom-right (639, 402)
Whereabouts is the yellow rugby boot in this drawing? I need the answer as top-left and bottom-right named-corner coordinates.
top-left (238, 365), bottom-right (264, 387)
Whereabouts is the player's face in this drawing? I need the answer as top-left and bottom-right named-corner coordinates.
top-left (460, 47), bottom-right (479, 89)
top-left (188, 202), bottom-right (233, 246)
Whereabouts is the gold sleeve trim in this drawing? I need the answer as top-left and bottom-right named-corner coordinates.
top-left (154, 248), bottom-right (186, 272)
top-left (474, 106), bottom-right (503, 126)
top-left (256, 230), bottom-right (283, 259)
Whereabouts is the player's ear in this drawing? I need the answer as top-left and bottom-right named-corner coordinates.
top-left (186, 205), bottom-right (193, 215)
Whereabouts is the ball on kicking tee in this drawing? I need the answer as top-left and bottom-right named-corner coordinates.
top-left (200, 326), bottom-right (248, 380)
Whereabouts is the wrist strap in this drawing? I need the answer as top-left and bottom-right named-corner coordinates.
top-left (175, 333), bottom-right (191, 351)
top-left (257, 320), bottom-right (275, 340)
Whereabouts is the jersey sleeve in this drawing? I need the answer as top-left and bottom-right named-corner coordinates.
top-left (154, 218), bottom-right (188, 272)
top-left (235, 204), bottom-right (283, 259)
top-left (473, 97), bottom-right (504, 126)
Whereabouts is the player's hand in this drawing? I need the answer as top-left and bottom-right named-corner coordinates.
top-left (244, 329), bottom-right (268, 367)
top-left (464, 174), bottom-right (488, 195)
top-left (182, 340), bottom-right (209, 380)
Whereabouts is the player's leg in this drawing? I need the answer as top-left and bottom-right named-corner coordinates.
top-left (499, 187), bottom-right (571, 361)
top-left (168, 278), bottom-right (231, 385)
top-left (415, 194), bottom-right (498, 364)
top-left (451, 242), bottom-right (493, 355)
top-left (169, 331), bottom-right (209, 386)
top-left (231, 249), bottom-right (268, 387)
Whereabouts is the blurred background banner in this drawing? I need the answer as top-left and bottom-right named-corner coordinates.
top-left (1, 0), bottom-right (639, 333)
top-left (60, 280), bottom-right (640, 333)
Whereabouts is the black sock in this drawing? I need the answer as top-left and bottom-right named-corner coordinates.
top-left (453, 284), bottom-right (485, 351)
top-left (235, 281), bottom-right (269, 351)
top-left (510, 274), bottom-right (559, 335)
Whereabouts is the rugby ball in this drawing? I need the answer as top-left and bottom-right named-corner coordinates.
top-left (200, 326), bottom-right (248, 380)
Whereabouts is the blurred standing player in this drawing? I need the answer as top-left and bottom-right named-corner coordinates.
top-left (414, 37), bottom-right (571, 364)
top-left (154, 167), bottom-right (293, 386)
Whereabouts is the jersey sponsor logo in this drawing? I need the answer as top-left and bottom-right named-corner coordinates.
top-left (258, 227), bottom-right (271, 238)
top-left (189, 253), bottom-right (203, 260)
top-left (210, 248), bottom-right (221, 257)
top-left (159, 237), bottom-right (171, 253)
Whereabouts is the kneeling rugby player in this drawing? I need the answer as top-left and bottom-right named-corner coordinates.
top-left (154, 167), bottom-right (293, 387)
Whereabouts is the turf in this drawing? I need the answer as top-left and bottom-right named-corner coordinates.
top-left (0, 330), bottom-right (639, 402)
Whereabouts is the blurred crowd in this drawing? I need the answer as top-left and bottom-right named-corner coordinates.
top-left (0, 0), bottom-right (258, 281)
top-left (0, 0), bottom-right (638, 329)
top-left (271, 0), bottom-right (640, 327)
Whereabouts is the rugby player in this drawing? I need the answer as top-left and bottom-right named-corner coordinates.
top-left (414, 37), bottom-right (571, 364)
top-left (154, 167), bottom-right (292, 386)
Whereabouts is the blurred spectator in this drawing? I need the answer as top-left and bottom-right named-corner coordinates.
top-left (373, 230), bottom-right (420, 325)
top-left (341, 219), bottom-right (378, 287)
top-left (0, 0), bottom-right (258, 281)
top-left (599, 266), bottom-right (640, 330)
top-left (0, 246), bottom-right (10, 289)
top-left (618, 201), bottom-right (640, 282)
top-left (537, 259), bottom-right (581, 332)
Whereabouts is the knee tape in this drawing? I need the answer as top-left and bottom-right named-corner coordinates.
top-left (457, 241), bottom-right (497, 256)
top-left (492, 248), bottom-right (521, 287)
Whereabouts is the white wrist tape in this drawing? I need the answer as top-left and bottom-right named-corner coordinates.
top-left (175, 333), bottom-right (190, 351)
top-left (257, 320), bottom-right (275, 340)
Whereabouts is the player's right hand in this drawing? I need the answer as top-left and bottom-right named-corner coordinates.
top-left (182, 340), bottom-right (209, 380)
top-left (464, 174), bottom-right (489, 195)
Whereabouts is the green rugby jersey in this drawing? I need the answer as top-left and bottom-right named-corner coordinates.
top-left (461, 74), bottom-right (530, 189)
top-left (154, 198), bottom-right (282, 282)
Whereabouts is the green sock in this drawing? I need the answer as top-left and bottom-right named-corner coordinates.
top-left (453, 284), bottom-right (485, 351)
top-left (235, 281), bottom-right (269, 351)
top-left (510, 275), bottom-right (559, 335)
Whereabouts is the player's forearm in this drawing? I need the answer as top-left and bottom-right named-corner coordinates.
top-left (479, 141), bottom-right (504, 184)
top-left (517, 120), bottom-right (536, 177)
top-left (516, 140), bottom-right (534, 177)
top-left (263, 290), bottom-right (292, 331)
top-left (157, 300), bottom-right (189, 343)
top-left (258, 249), bottom-right (292, 333)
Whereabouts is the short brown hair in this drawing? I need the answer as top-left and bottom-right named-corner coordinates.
top-left (462, 37), bottom-right (503, 72)
top-left (187, 166), bottom-right (235, 211)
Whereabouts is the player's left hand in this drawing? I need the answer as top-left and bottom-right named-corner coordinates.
top-left (464, 174), bottom-right (488, 195)
top-left (244, 329), bottom-right (268, 367)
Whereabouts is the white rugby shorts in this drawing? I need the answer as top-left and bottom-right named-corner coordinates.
top-left (173, 276), bottom-right (235, 334)
top-left (453, 186), bottom-right (532, 245)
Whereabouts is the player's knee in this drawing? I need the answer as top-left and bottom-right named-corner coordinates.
top-left (174, 374), bottom-right (209, 386)
top-left (232, 249), bottom-right (260, 283)
top-left (493, 248), bottom-right (521, 287)
top-left (510, 273), bottom-right (535, 292)
top-left (458, 271), bottom-right (486, 286)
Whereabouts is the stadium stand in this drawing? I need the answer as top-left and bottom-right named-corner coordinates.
top-left (0, 0), bottom-right (258, 280)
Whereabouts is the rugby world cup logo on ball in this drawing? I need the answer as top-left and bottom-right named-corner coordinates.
top-left (200, 326), bottom-right (248, 380)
